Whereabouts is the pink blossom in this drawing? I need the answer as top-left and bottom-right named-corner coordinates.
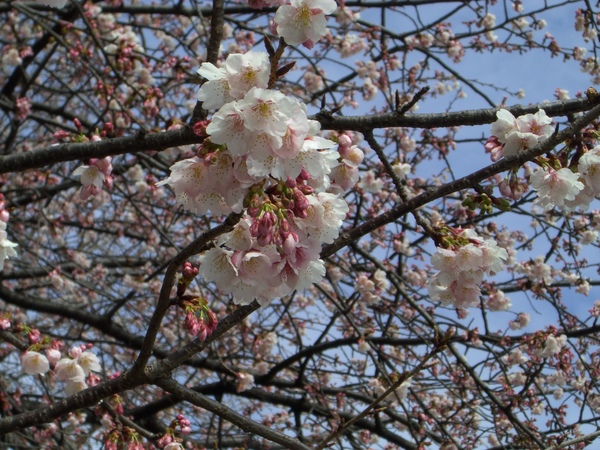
top-left (300, 192), bottom-right (349, 244)
top-left (357, 170), bottom-right (384, 193)
top-left (509, 313), bottom-right (531, 330)
top-left (206, 102), bottom-right (253, 157)
top-left (156, 154), bottom-right (246, 215)
top-left (487, 290), bottom-right (512, 311)
top-left (489, 109), bottom-right (553, 159)
top-left (237, 88), bottom-right (294, 141)
top-left (529, 166), bottom-right (584, 211)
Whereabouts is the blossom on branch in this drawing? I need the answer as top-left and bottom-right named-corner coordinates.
top-left (427, 228), bottom-right (508, 309)
top-left (73, 157), bottom-right (113, 200)
top-left (274, 0), bottom-right (337, 48)
top-left (488, 109), bottom-right (554, 160)
top-left (21, 351), bottom-right (50, 375)
top-left (529, 167), bottom-right (584, 211)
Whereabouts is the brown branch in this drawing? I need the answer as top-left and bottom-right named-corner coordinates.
top-left (0, 98), bottom-right (594, 175)
top-left (155, 377), bottom-right (313, 450)
top-left (322, 100), bottom-right (600, 258)
top-left (130, 211), bottom-right (242, 376)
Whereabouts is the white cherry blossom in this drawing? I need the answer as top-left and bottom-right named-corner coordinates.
top-left (274, 0), bottom-right (337, 47)
top-left (21, 351), bottom-right (50, 375)
top-left (529, 167), bottom-right (584, 211)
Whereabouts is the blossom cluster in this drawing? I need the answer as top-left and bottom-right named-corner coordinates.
top-left (485, 109), bottom-right (554, 161)
top-left (21, 344), bottom-right (102, 396)
top-left (427, 228), bottom-right (508, 309)
top-left (487, 109), bottom-right (600, 212)
top-left (157, 4), bottom-right (352, 306)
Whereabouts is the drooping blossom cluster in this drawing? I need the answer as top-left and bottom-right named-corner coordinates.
top-left (21, 344), bottom-right (102, 396)
top-left (159, 10), bottom-right (353, 306)
top-left (179, 295), bottom-right (219, 341)
top-left (427, 228), bottom-right (509, 309)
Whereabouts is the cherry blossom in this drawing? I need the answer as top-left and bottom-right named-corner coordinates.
top-left (196, 64), bottom-right (233, 110)
top-left (577, 146), bottom-right (600, 193)
top-left (529, 166), bottom-right (585, 211)
top-left (21, 352), bottom-right (50, 375)
top-left (72, 157), bottom-right (113, 200)
top-left (6, 1), bottom-right (600, 449)
top-left (428, 228), bottom-right (508, 309)
top-left (156, 154), bottom-right (246, 215)
top-left (489, 109), bottom-right (554, 159)
top-left (274, 0), bottom-right (337, 48)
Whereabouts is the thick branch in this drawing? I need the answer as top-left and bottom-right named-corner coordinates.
top-left (0, 98), bottom-right (593, 175)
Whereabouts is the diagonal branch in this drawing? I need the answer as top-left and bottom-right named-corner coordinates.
top-left (154, 377), bottom-right (313, 450)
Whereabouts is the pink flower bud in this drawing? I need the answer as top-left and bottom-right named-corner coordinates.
top-left (183, 311), bottom-right (199, 335)
top-left (299, 168), bottom-right (311, 180)
top-left (53, 130), bottom-right (70, 140)
top-left (257, 233), bottom-right (272, 246)
top-left (294, 189), bottom-right (309, 211)
top-left (338, 134), bottom-right (352, 148)
top-left (484, 136), bottom-right (504, 161)
top-left (157, 434), bottom-right (173, 447)
top-left (69, 345), bottom-right (82, 359)
top-left (103, 175), bottom-right (113, 191)
top-left (196, 320), bottom-right (208, 341)
top-left (205, 309), bottom-right (218, 333)
top-left (28, 329), bottom-right (41, 344)
top-left (182, 262), bottom-right (197, 279)
top-left (46, 348), bottom-right (62, 365)
top-left (102, 122), bottom-right (114, 134)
